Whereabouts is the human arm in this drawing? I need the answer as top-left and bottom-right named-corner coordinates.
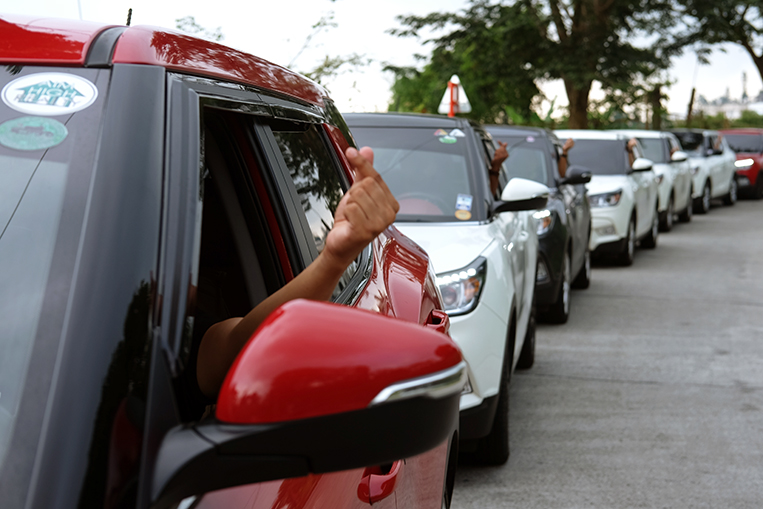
top-left (558, 138), bottom-right (574, 178)
top-left (627, 138), bottom-right (638, 167)
top-left (488, 141), bottom-right (508, 195)
top-left (196, 146), bottom-right (399, 398)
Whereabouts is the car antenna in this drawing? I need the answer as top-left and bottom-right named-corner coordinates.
top-left (126, 8), bottom-right (132, 26)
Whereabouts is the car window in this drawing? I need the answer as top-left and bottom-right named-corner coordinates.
top-left (567, 139), bottom-right (630, 175)
top-left (638, 137), bottom-right (668, 163)
top-left (673, 132), bottom-right (705, 156)
top-left (724, 134), bottom-right (763, 153)
top-left (269, 121), bottom-right (357, 297)
top-left (490, 135), bottom-right (551, 186)
top-left (350, 126), bottom-right (483, 222)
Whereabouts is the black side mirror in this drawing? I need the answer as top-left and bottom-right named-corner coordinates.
top-left (559, 165), bottom-right (592, 186)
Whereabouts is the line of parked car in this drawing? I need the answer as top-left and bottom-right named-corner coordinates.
top-left (4, 14), bottom-right (763, 509)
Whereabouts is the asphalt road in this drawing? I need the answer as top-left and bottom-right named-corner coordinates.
top-left (452, 198), bottom-right (763, 509)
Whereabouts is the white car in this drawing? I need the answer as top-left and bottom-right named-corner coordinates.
top-left (346, 113), bottom-right (548, 465)
top-left (556, 130), bottom-right (660, 265)
top-left (615, 130), bottom-right (694, 230)
top-left (671, 129), bottom-right (738, 213)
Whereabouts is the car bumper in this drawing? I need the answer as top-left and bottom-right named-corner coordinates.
top-left (589, 206), bottom-right (629, 252)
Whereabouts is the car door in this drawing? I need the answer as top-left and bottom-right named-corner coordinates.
top-left (666, 134), bottom-right (691, 209)
top-left (150, 75), bottom-right (449, 509)
top-left (706, 133), bottom-right (729, 196)
top-left (628, 142), bottom-right (654, 236)
top-left (553, 138), bottom-right (589, 270)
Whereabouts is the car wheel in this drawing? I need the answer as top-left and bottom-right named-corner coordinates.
top-left (516, 306), bottom-right (536, 370)
top-left (543, 251), bottom-right (571, 324)
top-left (571, 245), bottom-right (591, 289)
top-left (617, 215), bottom-right (636, 266)
top-left (695, 182), bottom-right (711, 214)
top-left (678, 188), bottom-right (693, 222)
top-left (754, 174), bottom-right (763, 200)
top-left (474, 320), bottom-right (513, 465)
top-left (641, 207), bottom-right (659, 249)
top-left (659, 194), bottom-right (674, 232)
top-left (723, 177), bottom-right (738, 205)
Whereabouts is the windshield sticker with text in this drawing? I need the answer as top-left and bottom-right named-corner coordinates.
top-left (0, 116), bottom-right (68, 151)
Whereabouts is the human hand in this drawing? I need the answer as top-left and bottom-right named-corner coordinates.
top-left (562, 138), bottom-right (574, 153)
top-left (322, 147), bottom-right (399, 271)
top-left (493, 141), bottom-right (509, 166)
top-left (627, 138), bottom-right (638, 152)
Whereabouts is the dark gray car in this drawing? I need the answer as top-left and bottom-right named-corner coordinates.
top-left (487, 125), bottom-right (592, 324)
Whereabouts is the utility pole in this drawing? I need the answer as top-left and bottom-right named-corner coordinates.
top-left (686, 88), bottom-right (696, 128)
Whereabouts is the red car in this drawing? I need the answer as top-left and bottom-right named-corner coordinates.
top-left (720, 128), bottom-right (763, 199)
top-left (0, 15), bottom-right (463, 509)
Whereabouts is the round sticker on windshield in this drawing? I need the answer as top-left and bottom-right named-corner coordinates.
top-left (0, 116), bottom-right (68, 151)
top-left (439, 135), bottom-right (457, 144)
top-left (455, 209), bottom-right (472, 220)
top-left (2, 72), bottom-right (98, 116)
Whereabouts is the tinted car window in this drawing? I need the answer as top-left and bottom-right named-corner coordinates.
top-left (272, 124), bottom-right (345, 254)
top-left (351, 126), bottom-right (479, 222)
top-left (638, 137), bottom-right (668, 163)
top-left (569, 139), bottom-right (630, 175)
top-left (490, 135), bottom-right (550, 185)
top-left (724, 134), bottom-right (763, 153)
top-left (673, 132), bottom-right (705, 156)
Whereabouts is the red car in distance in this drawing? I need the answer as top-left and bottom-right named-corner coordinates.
top-left (0, 15), bottom-right (464, 509)
top-left (720, 128), bottom-right (763, 199)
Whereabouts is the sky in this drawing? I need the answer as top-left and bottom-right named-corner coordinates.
top-left (3, 0), bottom-right (762, 118)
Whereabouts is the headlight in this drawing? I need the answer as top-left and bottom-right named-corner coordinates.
top-left (435, 257), bottom-right (487, 315)
top-left (588, 190), bottom-right (622, 208)
top-left (735, 158), bottom-right (754, 169)
top-left (532, 209), bottom-right (554, 235)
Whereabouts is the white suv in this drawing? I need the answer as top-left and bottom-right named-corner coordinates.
top-left (615, 130), bottom-right (694, 230)
top-left (671, 129), bottom-right (738, 213)
top-left (556, 130), bottom-right (659, 265)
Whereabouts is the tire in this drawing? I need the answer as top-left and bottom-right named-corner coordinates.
top-left (641, 207), bottom-right (659, 249)
top-left (516, 307), bottom-right (536, 370)
top-left (723, 177), bottom-right (738, 206)
top-left (695, 182), bottom-right (711, 214)
top-left (543, 251), bottom-right (571, 324)
top-left (659, 194), bottom-right (674, 232)
top-left (572, 245), bottom-right (591, 289)
top-left (474, 319), bottom-right (514, 465)
top-left (753, 174), bottom-right (763, 200)
top-left (678, 187), bottom-right (693, 222)
top-left (617, 215), bottom-right (636, 266)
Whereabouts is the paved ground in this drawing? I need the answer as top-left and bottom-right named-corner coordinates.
top-left (452, 198), bottom-right (763, 509)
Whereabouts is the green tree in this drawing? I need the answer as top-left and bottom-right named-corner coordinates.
top-left (675, 1), bottom-right (763, 83)
top-left (175, 16), bottom-right (224, 42)
top-left (391, 0), bottom-right (680, 128)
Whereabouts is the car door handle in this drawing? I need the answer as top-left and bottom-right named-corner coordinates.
top-left (357, 460), bottom-right (403, 504)
top-left (426, 309), bottom-right (450, 335)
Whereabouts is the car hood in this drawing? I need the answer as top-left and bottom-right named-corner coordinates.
top-left (585, 175), bottom-right (630, 195)
top-left (394, 222), bottom-right (494, 274)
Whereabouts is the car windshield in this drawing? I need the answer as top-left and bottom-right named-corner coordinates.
top-left (637, 137), bottom-right (667, 163)
top-left (490, 135), bottom-right (551, 185)
top-left (673, 132), bottom-right (705, 156)
top-left (724, 134), bottom-right (763, 153)
top-left (0, 68), bottom-right (103, 473)
top-left (568, 139), bottom-right (630, 175)
top-left (350, 126), bottom-right (482, 222)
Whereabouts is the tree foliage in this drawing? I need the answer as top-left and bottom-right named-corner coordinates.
top-left (389, 0), bottom-right (681, 128)
top-left (175, 16), bottom-right (224, 42)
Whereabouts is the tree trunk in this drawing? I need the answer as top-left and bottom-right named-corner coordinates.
top-left (564, 80), bottom-right (592, 129)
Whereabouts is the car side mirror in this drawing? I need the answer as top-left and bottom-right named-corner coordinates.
top-left (631, 157), bottom-right (654, 172)
top-left (151, 300), bottom-right (464, 508)
top-left (493, 177), bottom-right (550, 213)
top-left (558, 165), bottom-right (592, 186)
top-left (671, 150), bottom-right (688, 162)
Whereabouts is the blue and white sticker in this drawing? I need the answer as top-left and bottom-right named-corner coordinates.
top-left (455, 193), bottom-right (473, 211)
top-left (2, 72), bottom-right (98, 116)
top-left (449, 128), bottom-right (466, 138)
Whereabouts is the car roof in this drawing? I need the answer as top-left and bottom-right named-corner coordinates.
top-left (612, 129), bottom-right (666, 139)
top-left (0, 14), bottom-right (328, 108)
top-left (485, 124), bottom-right (550, 138)
top-left (670, 128), bottom-right (719, 136)
top-left (719, 128), bottom-right (763, 134)
top-left (554, 129), bottom-right (629, 141)
top-left (343, 112), bottom-right (468, 129)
